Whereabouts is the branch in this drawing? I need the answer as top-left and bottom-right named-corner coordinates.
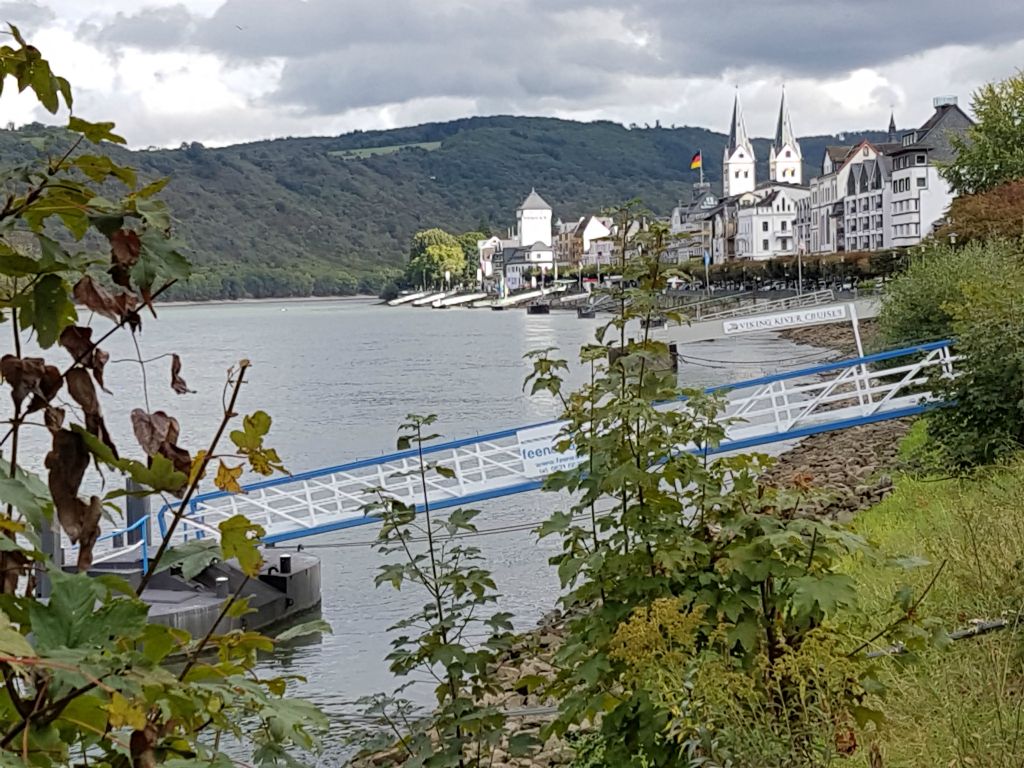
top-left (177, 576), bottom-right (250, 683)
top-left (135, 360), bottom-right (249, 596)
top-left (847, 559), bottom-right (947, 657)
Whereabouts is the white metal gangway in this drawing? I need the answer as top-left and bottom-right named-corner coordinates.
top-left (138, 341), bottom-right (954, 550)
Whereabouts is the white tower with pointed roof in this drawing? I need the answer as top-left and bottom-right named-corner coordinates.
top-left (723, 92), bottom-right (756, 197)
top-left (516, 188), bottom-right (553, 248)
top-left (769, 88), bottom-right (802, 184)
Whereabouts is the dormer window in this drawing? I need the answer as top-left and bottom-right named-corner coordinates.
top-left (785, 150), bottom-right (791, 158)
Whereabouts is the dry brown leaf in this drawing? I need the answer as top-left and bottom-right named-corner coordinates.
top-left (44, 429), bottom-right (103, 571)
top-left (0, 551), bottom-right (27, 595)
top-left (67, 368), bottom-right (118, 459)
top-left (131, 409), bottom-right (180, 457)
top-left (72, 276), bottom-right (119, 322)
top-left (170, 353), bottom-right (192, 395)
top-left (43, 406), bottom-right (65, 432)
top-left (215, 461), bottom-right (244, 494)
top-left (108, 229), bottom-right (141, 288)
top-left (2, 356), bottom-right (62, 412)
top-left (131, 409), bottom-right (191, 479)
top-left (74, 496), bottom-right (103, 572)
top-left (92, 347), bottom-right (110, 392)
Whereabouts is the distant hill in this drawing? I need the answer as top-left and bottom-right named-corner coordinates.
top-left (0, 116), bottom-right (889, 299)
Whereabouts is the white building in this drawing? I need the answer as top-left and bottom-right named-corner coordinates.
top-left (722, 93), bottom-right (756, 197)
top-left (669, 184), bottom-right (718, 261)
top-left (735, 184), bottom-right (810, 260)
top-left (888, 97), bottom-right (973, 247)
top-left (769, 88), bottom-right (802, 185)
top-left (478, 189), bottom-right (556, 289)
top-left (843, 153), bottom-right (891, 252)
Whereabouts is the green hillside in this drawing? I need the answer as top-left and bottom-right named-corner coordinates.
top-left (0, 116), bottom-right (888, 299)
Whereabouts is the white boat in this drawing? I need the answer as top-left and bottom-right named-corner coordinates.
top-left (411, 292), bottom-right (449, 307)
top-left (432, 292), bottom-right (489, 308)
top-left (387, 290), bottom-right (431, 307)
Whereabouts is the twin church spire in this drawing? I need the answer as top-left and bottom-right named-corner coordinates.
top-left (722, 88), bottom-right (803, 197)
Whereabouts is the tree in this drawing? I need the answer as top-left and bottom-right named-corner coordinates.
top-left (943, 71), bottom-right (1024, 195)
top-left (458, 231), bottom-right (486, 281)
top-left (407, 228), bottom-right (465, 287)
top-left (935, 179), bottom-right (1024, 244)
top-left (0, 27), bottom-right (325, 766)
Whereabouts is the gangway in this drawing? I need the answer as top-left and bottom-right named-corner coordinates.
top-left (432, 292), bottom-right (488, 308)
top-left (411, 291), bottom-right (450, 307)
top-left (701, 289), bottom-right (835, 321)
top-left (387, 291), bottom-right (431, 307)
top-left (132, 341), bottom-right (954, 552)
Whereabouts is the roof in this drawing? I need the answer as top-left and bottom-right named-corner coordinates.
top-left (727, 92), bottom-right (754, 155)
top-left (518, 188), bottom-right (551, 211)
top-left (826, 146), bottom-right (853, 163)
top-left (773, 88), bottom-right (797, 150)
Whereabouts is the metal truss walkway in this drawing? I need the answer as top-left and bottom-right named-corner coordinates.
top-left (124, 340), bottom-right (953, 555)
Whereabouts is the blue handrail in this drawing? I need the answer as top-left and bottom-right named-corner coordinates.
top-left (152, 339), bottom-right (954, 540)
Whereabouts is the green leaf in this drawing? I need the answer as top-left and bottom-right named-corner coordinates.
top-left (275, 619), bottom-right (332, 642)
top-left (227, 596), bottom-right (254, 619)
top-left (138, 623), bottom-right (188, 664)
top-left (508, 732), bottom-right (540, 757)
top-left (135, 197), bottom-right (171, 231)
top-left (28, 571), bottom-right (147, 652)
top-left (0, 610), bottom-right (35, 659)
top-left (29, 274), bottom-right (76, 348)
top-left (0, 253), bottom-right (43, 277)
top-left (0, 475), bottom-right (51, 532)
top-left (219, 514), bottom-right (265, 577)
top-left (136, 176), bottom-right (170, 198)
top-left (155, 539), bottom-right (221, 580)
top-left (67, 116), bottom-right (125, 145)
top-left (790, 574), bottom-right (857, 618)
top-left (434, 464), bottom-right (455, 479)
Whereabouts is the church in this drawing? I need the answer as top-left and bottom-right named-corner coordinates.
top-left (710, 89), bottom-right (810, 262)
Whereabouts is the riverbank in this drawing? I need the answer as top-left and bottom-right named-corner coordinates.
top-left (778, 317), bottom-right (881, 357)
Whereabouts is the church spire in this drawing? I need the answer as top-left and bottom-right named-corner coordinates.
top-left (888, 111), bottom-right (897, 143)
top-left (773, 87), bottom-right (796, 152)
top-left (727, 90), bottom-right (753, 155)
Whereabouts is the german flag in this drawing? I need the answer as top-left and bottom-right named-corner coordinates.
top-left (690, 151), bottom-right (702, 170)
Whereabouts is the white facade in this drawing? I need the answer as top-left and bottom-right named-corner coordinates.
top-left (735, 185), bottom-right (809, 261)
top-left (769, 89), bottom-right (803, 185)
top-left (843, 157), bottom-right (891, 252)
top-left (516, 188), bottom-right (553, 248)
top-left (723, 93), bottom-right (756, 197)
top-left (889, 152), bottom-right (955, 248)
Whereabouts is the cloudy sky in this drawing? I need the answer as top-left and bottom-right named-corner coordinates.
top-left (0, 0), bottom-right (1016, 148)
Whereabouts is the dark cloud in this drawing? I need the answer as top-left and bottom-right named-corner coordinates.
top-left (77, 0), bottom-right (1024, 115)
top-left (0, 1), bottom-right (55, 28)
top-left (82, 4), bottom-right (195, 50)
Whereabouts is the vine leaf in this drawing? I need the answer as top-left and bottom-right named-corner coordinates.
top-left (154, 540), bottom-right (221, 580)
top-left (170, 353), bottom-right (193, 394)
top-left (67, 368), bottom-right (117, 458)
top-left (30, 274), bottom-right (77, 349)
top-left (214, 461), bottom-right (244, 494)
top-left (108, 228), bottom-right (141, 288)
top-left (276, 619), bottom-right (333, 642)
top-left (44, 428), bottom-right (104, 570)
top-left (72, 275), bottom-right (138, 324)
top-left (219, 514), bottom-right (265, 577)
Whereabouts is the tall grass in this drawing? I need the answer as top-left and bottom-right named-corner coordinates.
top-left (843, 461), bottom-right (1024, 767)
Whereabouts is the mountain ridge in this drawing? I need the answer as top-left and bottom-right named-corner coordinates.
top-left (0, 115), bottom-right (890, 299)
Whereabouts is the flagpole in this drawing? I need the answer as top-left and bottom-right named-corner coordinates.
top-left (699, 148), bottom-right (703, 186)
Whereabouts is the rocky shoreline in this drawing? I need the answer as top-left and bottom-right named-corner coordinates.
top-left (779, 317), bottom-right (880, 358)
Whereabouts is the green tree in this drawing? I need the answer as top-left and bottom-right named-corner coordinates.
top-left (407, 228), bottom-right (465, 287)
top-left (943, 71), bottom-right (1024, 195)
top-left (524, 205), bottom-right (918, 766)
top-left (0, 28), bottom-right (325, 766)
top-left (458, 231), bottom-right (486, 281)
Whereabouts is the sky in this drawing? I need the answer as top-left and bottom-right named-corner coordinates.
top-left (0, 0), bottom-right (1017, 149)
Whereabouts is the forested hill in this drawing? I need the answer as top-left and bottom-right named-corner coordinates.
top-left (0, 116), bottom-right (888, 299)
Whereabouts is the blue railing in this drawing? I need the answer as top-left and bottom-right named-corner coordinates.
top-left (148, 339), bottom-right (953, 553)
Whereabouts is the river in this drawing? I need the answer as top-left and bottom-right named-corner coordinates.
top-left (8, 297), bottom-right (830, 762)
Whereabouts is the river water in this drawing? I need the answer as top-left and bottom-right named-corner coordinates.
top-left (8, 298), bottom-right (829, 762)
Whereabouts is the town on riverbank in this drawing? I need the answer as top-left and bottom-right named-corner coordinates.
top-left (4, 20), bottom-right (1024, 768)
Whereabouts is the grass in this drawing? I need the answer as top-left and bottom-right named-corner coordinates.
top-left (840, 454), bottom-right (1024, 767)
top-left (327, 141), bottom-right (442, 159)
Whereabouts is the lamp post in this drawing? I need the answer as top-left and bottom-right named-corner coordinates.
top-left (948, 232), bottom-right (959, 248)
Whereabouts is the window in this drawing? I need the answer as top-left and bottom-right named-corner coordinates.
top-left (917, 176), bottom-right (927, 188)
top-left (744, 171), bottom-right (749, 178)
top-left (735, 171), bottom-right (740, 178)
top-left (762, 239), bottom-right (769, 251)
top-left (916, 154), bottom-right (927, 165)
top-left (762, 221), bottom-right (769, 232)
top-left (781, 220), bottom-right (788, 231)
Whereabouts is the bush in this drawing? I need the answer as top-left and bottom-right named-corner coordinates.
top-left (928, 244), bottom-right (1024, 466)
top-left (876, 241), bottom-right (979, 347)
